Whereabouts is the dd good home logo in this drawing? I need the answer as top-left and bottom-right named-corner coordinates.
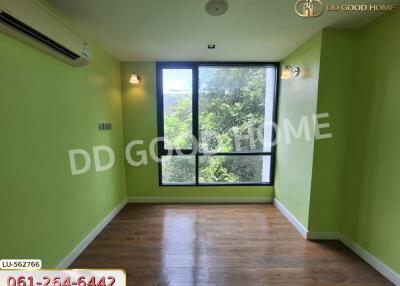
top-left (295, 0), bottom-right (324, 17)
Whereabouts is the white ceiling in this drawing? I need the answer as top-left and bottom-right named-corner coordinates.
top-left (48, 0), bottom-right (399, 61)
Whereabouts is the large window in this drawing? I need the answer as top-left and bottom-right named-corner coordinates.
top-left (156, 62), bottom-right (278, 186)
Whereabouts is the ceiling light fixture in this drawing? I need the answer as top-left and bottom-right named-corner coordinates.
top-left (205, 0), bottom-right (229, 16)
top-left (129, 73), bottom-right (142, 85)
top-left (281, 65), bottom-right (300, 80)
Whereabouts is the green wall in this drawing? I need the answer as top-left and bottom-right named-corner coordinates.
top-left (0, 10), bottom-right (126, 266)
top-left (274, 32), bottom-right (322, 228)
top-left (121, 62), bottom-right (273, 200)
top-left (341, 10), bottom-right (400, 274)
top-left (276, 10), bottom-right (400, 276)
top-left (308, 30), bottom-right (356, 232)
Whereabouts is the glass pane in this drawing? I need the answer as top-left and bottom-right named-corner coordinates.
top-left (199, 66), bottom-right (276, 153)
top-left (162, 155), bottom-right (196, 184)
top-left (199, 155), bottom-right (271, 184)
top-left (163, 69), bottom-right (193, 149)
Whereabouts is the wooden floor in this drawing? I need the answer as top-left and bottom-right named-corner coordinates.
top-left (71, 204), bottom-right (392, 286)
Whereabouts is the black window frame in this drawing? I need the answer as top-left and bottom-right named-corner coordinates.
top-left (156, 62), bottom-right (279, 187)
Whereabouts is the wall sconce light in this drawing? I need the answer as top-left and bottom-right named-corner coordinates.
top-left (129, 73), bottom-right (142, 84)
top-left (281, 65), bottom-right (300, 80)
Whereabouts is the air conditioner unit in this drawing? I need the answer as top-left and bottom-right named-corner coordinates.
top-left (0, 0), bottom-right (91, 67)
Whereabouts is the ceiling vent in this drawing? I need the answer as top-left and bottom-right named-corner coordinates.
top-left (205, 0), bottom-right (229, 16)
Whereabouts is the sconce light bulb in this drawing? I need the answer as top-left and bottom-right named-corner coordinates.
top-left (130, 73), bottom-right (142, 84)
top-left (281, 65), bottom-right (292, 80)
top-left (281, 65), bottom-right (300, 80)
top-left (292, 67), bottom-right (300, 77)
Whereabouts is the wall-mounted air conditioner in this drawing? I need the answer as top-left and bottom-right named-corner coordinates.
top-left (0, 0), bottom-right (91, 67)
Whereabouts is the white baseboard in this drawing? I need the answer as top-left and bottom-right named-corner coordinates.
top-left (307, 232), bottom-right (341, 240)
top-left (128, 196), bottom-right (273, 204)
top-left (57, 199), bottom-right (127, 268)
top-left (273, 199), bottom-right (308, 239)
top-left (273, 199), bottom-right (400, 285)
top-left (340, 235), bottom-right (400, 285)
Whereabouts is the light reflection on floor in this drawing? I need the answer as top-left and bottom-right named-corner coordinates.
top-left (161, 208), bottom-right (207, 284)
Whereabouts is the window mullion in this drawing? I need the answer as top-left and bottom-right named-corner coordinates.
top-left (193, 65), bottom-right (199, 185)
